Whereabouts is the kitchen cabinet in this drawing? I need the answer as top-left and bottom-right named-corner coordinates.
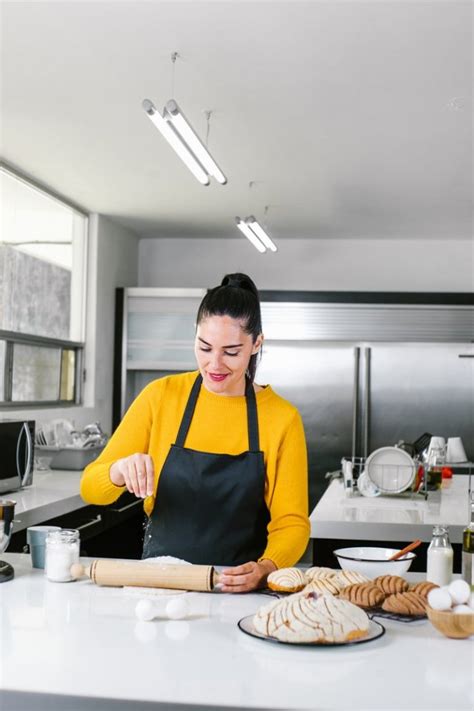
top-left (8, 469), bottom-right (145, 559)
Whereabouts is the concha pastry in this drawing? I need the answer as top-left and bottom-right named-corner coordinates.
top-left (303, 577), bottom-right (342, 596)
top-left (257, 592), bottom-right (370, 644)
top-left (253, 597), bottom-right (282, 636)
top-left (339, 582), bottom-right (385, 609)
top-left (409, 581), bottom-right (439, 598)
top-left (333, 570), bottom-right (371, 587)
top-left (267, 567), bottom-right (307, 592)
top-left (305, 566), bottom-right (337, 581)
top-left (382, 591), bottom-right (427, 616)
top-left (373, 575), bottom-right (409, 595)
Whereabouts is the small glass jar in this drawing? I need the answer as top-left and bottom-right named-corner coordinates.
top-left (427, 524), bottom-right (453, 586)
top-left (45, 529), bottom-right (80, 582)
top-left (426, 447), bottom-right (446, 491)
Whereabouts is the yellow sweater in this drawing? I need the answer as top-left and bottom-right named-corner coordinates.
top-left (80, 371), bottom-right (310, 568)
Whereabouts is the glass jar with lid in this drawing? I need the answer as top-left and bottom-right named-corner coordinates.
top-left (45, 529), bottom-right (80, 582)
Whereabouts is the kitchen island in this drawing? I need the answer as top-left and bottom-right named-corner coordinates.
top-left (0, 554), bottom-right (472, 711)
top-left (310, 475), bottom-right (470, 544)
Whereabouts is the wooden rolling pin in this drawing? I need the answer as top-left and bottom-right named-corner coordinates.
top-left (71, 559), bottom-right (218, 592)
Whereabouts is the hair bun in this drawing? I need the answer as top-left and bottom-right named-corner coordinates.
top-left (223, 276), bottom-right (243, 288)
top-left (221, 273), bottom-right (257, 295)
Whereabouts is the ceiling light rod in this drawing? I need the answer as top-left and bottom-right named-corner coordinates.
top-left (246, 216), bottom-right (277, 252)
top-left (142, 98), bottom-right (227, 186)
top-left (164, 101), bottom-right (227, 185)
top-left (142, 99), bottom-right (210, 185)
top-left (235, 217), bottom-right (266, 253)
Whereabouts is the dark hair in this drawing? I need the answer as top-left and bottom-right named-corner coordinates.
top-left (196, 273), bottom-right (262, 382)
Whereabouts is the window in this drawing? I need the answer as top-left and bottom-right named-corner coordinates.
top-left (0, 166), bottom-right (88, 406)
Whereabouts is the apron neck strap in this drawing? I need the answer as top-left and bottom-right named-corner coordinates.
top-left (245, 376), bottom-right (260, 452)
top-left (175, 373), bottom-right (260, 452)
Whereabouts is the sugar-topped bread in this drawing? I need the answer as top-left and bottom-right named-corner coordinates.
top-left (253, 597), bottom-right (283, 636)
top-left (303, 577), bottom-right (342, 596)
top-left (333, 570), bottom-right (371, 587)
top-left (305, 566), bottom-right (337, 581)
top-left (267, 567), bottom-right (307, 592)
top-left (253, 592), bottom-right (370, 644)
top-left (373, 575), bottom-right (409, 595)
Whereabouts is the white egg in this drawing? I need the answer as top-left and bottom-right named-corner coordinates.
top-left (135, 598), bottom-right (156, 622)
top-left (452, 604), bottom-right (473, 615)
top-left (165, 597), bottom-right (188, 620)
top-left (427, 587), bottom-right (453, 611)
top-left (448, 579), bottom-right (471, 605)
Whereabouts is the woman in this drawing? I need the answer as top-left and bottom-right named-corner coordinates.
top-left (81, 273), bottom-right (310, 592)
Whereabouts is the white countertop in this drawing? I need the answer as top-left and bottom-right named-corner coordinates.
top-left (4, 470), bottom-right (85, 532)
top-left (0, 554), bottom-right (472, 710)
top-left (310, 475), bottom-right (471, 543)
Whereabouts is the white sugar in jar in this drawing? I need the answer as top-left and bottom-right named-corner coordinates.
top-left (45, 529), bottom-right (80, 582)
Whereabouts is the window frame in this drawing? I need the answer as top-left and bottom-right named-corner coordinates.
top-left (0, 161), bottom-right (89, 409)
top-left (0, 329), bottom-right (84, 408)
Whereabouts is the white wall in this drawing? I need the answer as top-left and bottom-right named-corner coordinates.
top-left (1, 214), bottom-right (140, 434)
top-left (82, 214), bottom-right (140, 432)
top-left (139, 237), bottom-right (474, 292)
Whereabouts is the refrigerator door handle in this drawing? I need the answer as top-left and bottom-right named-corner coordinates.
top-left (363, 347), bottom-right (371, 459)
top-left (352, 347), bottom-right (360, 460)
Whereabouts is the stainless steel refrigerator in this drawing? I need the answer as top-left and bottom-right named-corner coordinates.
top-left (257, 295), bottom-right (474, 508)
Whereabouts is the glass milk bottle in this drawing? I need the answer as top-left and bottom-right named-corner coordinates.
top-left (427, 525), bottom-right (453, 586)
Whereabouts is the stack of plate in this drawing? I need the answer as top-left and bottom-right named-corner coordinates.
top-left (363, 447), bottom-right (416, 495)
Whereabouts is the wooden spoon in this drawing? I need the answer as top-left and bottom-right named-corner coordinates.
top-left (389, 539), bottom-right (422, 561)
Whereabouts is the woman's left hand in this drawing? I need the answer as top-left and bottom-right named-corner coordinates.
top-left (219, 559), bottom-right (277, 593)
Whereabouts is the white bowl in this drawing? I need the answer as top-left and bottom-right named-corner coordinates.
top-left (333, 546), bottom-right (416, 578)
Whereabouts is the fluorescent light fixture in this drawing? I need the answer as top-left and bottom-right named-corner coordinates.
top-left (235, 217), bottom-right (266, 253)
top-left (142, 99), bottom-right (210, 185)
top-left (164, 100), bottom-right (227, 185)
top-left (246, 216), bottom-right (278, 252)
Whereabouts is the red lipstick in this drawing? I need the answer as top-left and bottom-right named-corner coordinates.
top-left (209, 373), bottom-right (228, 382)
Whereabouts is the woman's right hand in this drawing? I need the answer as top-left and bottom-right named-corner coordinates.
top-left (109, 454), bottom-right (155, 498)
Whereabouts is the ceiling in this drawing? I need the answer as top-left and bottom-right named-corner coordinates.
top-left (1, 1), bottom-right (472, 241)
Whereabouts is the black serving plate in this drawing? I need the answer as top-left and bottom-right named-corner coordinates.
top-left (237, 615), bottom-right (386, 647)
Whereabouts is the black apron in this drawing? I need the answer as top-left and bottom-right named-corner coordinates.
top-left (142, 373), bottom-right (270, 565)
